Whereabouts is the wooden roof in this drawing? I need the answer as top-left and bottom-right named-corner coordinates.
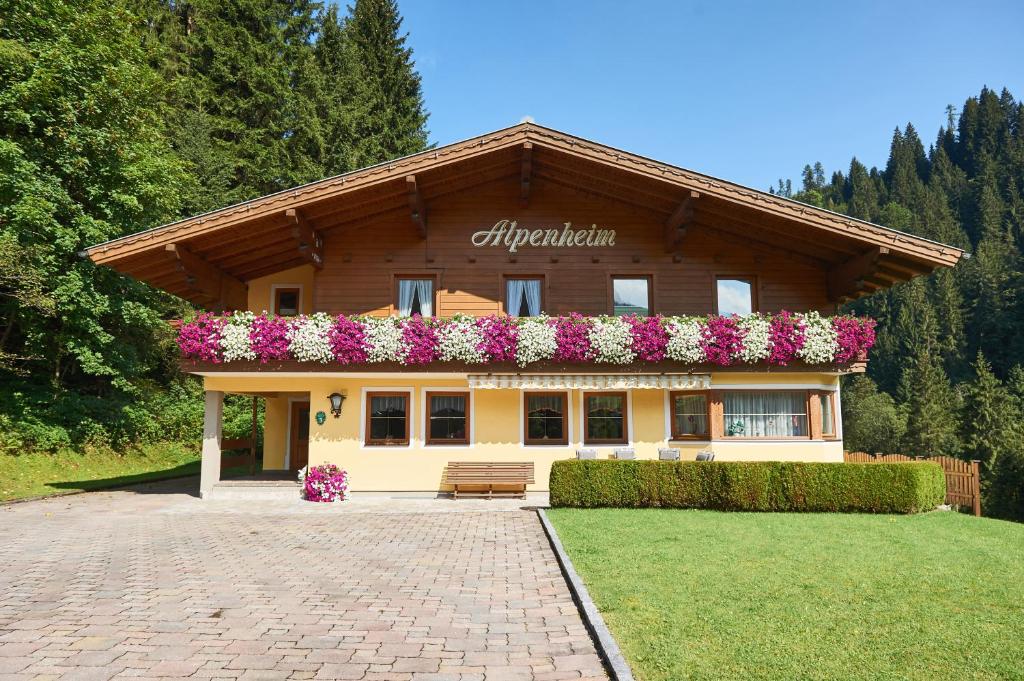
top-left (85, 123), bottom-right (964, 308)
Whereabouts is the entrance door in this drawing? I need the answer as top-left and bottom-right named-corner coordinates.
top-left (289, 401), bottom-right (310, 471)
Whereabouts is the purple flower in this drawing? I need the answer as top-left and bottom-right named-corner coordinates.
top-left (833, 316), bottom-right (876, 364)
top-left (303, 464), bottom-right (349, 502)
top-left (250, 314), bottom-right (291, 362)
top-left (176, 313), bottom-right (224, 362)
top-left (553, 313), bottom-right (594, 362)
top-left (701, 316), bottom-right (744, 366)
top-left (767, 311), bottom-right (806, 365)
top-left (328, 315), bottom-right (369, 364)
top-left (476, 315), bottom-right (518, 362)
top-left (400, 315), bottom-right (439, 365)
top-left (626, 315), bottom-right (669, 362)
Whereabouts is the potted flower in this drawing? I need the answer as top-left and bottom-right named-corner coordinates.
top-left (299, 464), bottom-right (349, 502)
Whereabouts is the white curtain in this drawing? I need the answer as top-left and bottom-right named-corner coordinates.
top-left (723, 391), bottom-right (807, 437)
top-left (398, 279), bottom-right (433, 316)
top-left (507, 279), bottom-right (541, 316)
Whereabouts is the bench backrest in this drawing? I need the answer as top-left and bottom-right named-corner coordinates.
top-left (445, 462), bottom-right (535, 484)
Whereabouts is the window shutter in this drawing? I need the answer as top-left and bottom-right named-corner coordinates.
top-left (808, 390), bottom-right (823, 440)
top-left (709, 390), bottom-right (724, 439)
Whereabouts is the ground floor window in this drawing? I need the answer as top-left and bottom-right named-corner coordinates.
top-left (365, 392), bottom-right (409, 445)
top-left (722, 390), bottom-right (807, 438)
top-left (426, 392), bottom-right (469, 445)
top-left (670, 391), bottom-right (709, 439)
top-left (524, 392), bottom-right (568, 445)
top-left (819, 392), bottom-right (836, 437)
top-left (584, 392), bottom-right (627, 445)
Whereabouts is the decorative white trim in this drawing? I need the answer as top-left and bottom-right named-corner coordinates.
top-left (470, 373), bottom-right (710, 390)
top-left (359, 386), bottom-right (415, 449)
top-left (419, 387), bottom-right (474, 449)
top-left (518, 388), bottom-right (578, 450)
top-left (269, 283), bottom-right (303, 315)
top-left (711, 382), bottom-right (839, 391)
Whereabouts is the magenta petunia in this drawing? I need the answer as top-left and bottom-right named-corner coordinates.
top-left (701, 316), bottom-right (745, 366)
top-left (767, 311), bottom-right (806, 365)
top-left (553, 313), bottom-right (594, 362)
top-left (328, 315), bottom-right (370, 364)
top-left (176, 313), bottom-right (224, 363)
top-left (476, 315), bottom-right (518, 362)
top-left (625, 315), bottom-right (669, 362)
top-left (833, 316), bottom-right (876, 364)
top-left (400, 315), bottom-right (439, 365)
top-left (249, 314), bottom-right (291, 362)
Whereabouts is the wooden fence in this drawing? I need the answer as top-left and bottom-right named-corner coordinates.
top-left (843, 451), bottom-right (981, 516)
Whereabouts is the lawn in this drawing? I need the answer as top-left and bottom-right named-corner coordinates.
top-left (546, 509), bottom-right (1024, 681)
top-left (0, 442), bottom-right (202, 502)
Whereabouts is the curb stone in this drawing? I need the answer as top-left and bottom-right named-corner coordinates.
top-left (537, 508), bottom-right (635, 681)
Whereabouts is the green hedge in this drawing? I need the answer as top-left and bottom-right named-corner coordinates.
top-left (549, 460), bottom-right (946, 513)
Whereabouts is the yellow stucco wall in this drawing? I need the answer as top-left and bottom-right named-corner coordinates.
top-left (247, 265), bottom-right (316, 315)
top-left (204, 372), bottom-right (844, 491)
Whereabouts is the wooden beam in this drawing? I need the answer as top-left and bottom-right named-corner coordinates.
top-left (406, 175), bottom-right (427, 238)
top-left (520, 142), bottom-right (533, 206)
top-left (164, 244), bottom-right (247, 310)
top-left (664, 190), bottom-right (699, 253)
top-left (697, 223), bottom-right (830, 269)
top-left (284, 208), bottom-right (324, 269)
top-left (827, 246), bottom-right (890, 301)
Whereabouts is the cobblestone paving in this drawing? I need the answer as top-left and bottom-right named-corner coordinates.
top-left (0, 481), bottom-right (607, 680)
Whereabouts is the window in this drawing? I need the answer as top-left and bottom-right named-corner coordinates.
top-left (426, 392), bottom-right (469, 445)
top-left (670, 392), bottom-right (709, 439)
top-left (365, 392), bottom-right (409, 446)
top-left (506, 278), bottom-right (543, 317)
top-left (524, 392), bottom-right (568, 446)
top-left (611, 277), bottom-right (651, 316)
top-left (715, 277), bottom-right (755, 316)
top-left (819, 393), bottom-right (835, 437)
top-left (584, 392), bottom-right (628, 445)
top-left (722, 391), bottom-right (807, 438)
top-left (273, 287), bottom-right (300, 316)
top-left (397, 279), bottom-right (433, 317)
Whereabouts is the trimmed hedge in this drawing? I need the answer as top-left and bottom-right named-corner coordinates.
top-left (549, 460), bottom-right (946, 513)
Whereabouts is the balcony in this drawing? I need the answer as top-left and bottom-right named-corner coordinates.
top-left (176, 312), bottom-right (874, 373)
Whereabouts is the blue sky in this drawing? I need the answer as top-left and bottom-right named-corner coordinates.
top-left (400, 0), bottom-right (1024, 191)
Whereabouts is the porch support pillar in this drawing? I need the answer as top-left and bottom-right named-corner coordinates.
top-left (200, 390), bottom-right (224, 498)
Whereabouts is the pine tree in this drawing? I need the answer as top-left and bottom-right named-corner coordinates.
top-left (961, 353), bottom-right (1020, 470)
top-left (345, 0), bottom-right (429, 167)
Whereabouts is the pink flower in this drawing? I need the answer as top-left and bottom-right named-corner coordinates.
top-left (701, 316), bottom-right (744, 366)
top-left (553, 313), bottom-right (594, 362)
top-left (400, 315), bottom-right (439, 365)
top-left (303, 464), bottom-right (348, 502)
top-left (328, 316), bottom-right (369, 364)
top-left (250, 315), bottom-right (291, 362)
top-left (476, 315), bottom-right (518, 362)
top-left (176, 313), bottom-right (224, 362)
top-left (833, 316), bottom-right (876, 364)
top-left (625, 315), bottom-right (669, 362)
top-left (767, 311), bottom-right (806, 365)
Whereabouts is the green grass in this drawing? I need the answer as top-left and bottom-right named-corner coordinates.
top-left (547, 509), bottom-right (1024, 681)
top-left (0, 442), bottom-right (203, 502)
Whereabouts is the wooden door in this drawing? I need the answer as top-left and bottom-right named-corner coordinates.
top-left (290, 401), bottom-right (310, 470)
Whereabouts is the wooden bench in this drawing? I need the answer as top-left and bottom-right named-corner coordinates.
top-left (444, 462), bottom-right (535, 499)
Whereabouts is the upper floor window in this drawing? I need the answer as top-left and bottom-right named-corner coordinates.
top-left (715, 277), bottom-right (755, 316)
top-left (273, 287), bottom-right (300, 317)
top-left (397, 279), bottom-right (433, 317)
top-left (722, 390), bottom-right (807, 438)
top-left (506, 278), bottom-right (543, 317)
top-left (611, 277), bottom-right (651, 316)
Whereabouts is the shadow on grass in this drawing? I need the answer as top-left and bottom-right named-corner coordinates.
top-left (47, 461), bottom-right (203, 497)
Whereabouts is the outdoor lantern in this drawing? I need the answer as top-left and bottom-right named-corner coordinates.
top-left (328, 392), bottom-right (346, 418)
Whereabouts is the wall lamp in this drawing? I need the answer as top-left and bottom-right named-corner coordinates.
top-left (327, 392), bottom-right (346, 418)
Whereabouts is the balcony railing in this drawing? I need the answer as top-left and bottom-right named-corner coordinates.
top-left (177, 312), bottom-right (875, 369)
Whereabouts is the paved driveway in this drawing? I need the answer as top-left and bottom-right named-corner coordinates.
top-left (0, 480), bottom-right (607, 680)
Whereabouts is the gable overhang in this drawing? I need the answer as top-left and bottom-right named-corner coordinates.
top-left (84, 123), bottom-right (965, 308)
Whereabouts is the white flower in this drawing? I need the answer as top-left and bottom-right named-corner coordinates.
top-left (515, 316), bottom-right (557, 366)
top-left (796, 311), bottom-right (839, 364)
top-left (665, 317), bottom-right (706, 363)
top-left (437, 316), bottom-right (486, 363)
top-left (220, 311), bottom-right (256, 361)
top-left (287, 313), bottom-right (333, 363)
top-left (589, 317), bottom-right (635, 364)
top-left (363, 316), bottom-right (404, 363)
top-left (738, 314), bottom-right (771, 363)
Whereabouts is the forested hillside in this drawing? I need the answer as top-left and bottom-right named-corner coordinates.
top-left (775, 87), bottom-right (1024, 519)
top-left (0, 0), bottom-right (428, 451)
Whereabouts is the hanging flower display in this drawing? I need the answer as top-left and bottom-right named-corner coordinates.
top-left (178, 311), bottom-right (876, 368)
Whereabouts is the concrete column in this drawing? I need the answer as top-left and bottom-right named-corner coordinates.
top-left (200, 390), bottom-right (224, 498)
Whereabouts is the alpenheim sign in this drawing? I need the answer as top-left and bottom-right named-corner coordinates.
top-left (471, 219), bottom-right (616, 253)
